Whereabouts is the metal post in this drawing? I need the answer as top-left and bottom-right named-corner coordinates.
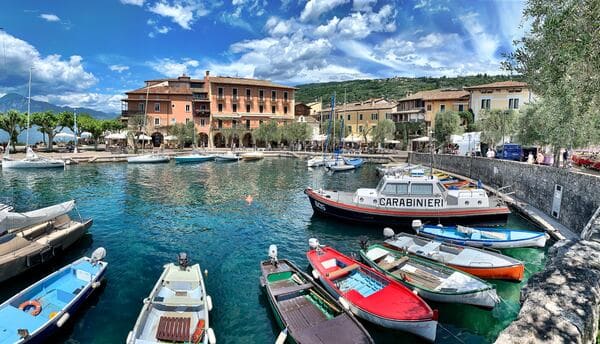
top-left (73, 109), bottom-right (78, 153)
top-left (26, 67), bottom-right (32, 147)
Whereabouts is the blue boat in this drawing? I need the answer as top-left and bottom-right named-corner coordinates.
top-left (414, 222), bottom-right (548, 249)
top-left (0, 248), bottom-right (107, 344)
top-left (174, 154), bottom-right (215, 163)
top-left (344, 157), bottom-right (364, 168)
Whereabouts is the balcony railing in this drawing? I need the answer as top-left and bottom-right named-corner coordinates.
top-left (217, 94), bottom-right (225, 100)
top-left (195, 110), bottom-right (210, 116)
top-left (258, 98), bottom-right (265, 104)
top-left (193, 96), bottom-right (209, 101)
top-left (232, 95), bottom-right (239, 101)
top-left (121, 110), bottom-right (143, 116)
top-left (245, 96), bottom-right (251, 101)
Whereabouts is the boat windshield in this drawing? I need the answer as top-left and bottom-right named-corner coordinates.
top-left (376, 178), bottom-right (385, 191)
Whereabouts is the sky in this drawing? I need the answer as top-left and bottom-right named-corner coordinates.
top-left (0, 0), bottom-right (529, 114)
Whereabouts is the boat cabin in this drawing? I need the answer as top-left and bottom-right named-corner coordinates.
top-left (353, 175), bottom-right (490, 209)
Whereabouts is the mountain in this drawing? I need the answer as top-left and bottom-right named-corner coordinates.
top-left (0, 93), bottom-right (118, 120)
top-left (294, 74), bottom-right (524, 104)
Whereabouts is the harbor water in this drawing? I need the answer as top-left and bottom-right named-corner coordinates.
top-left (0, 158), bottom-right (547, 343)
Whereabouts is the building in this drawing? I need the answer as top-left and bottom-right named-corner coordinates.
top-left (316, 98), bottom-right (396, 139)
top-left (387, 89), bottom-right (470, 132)
top-left (121, 71), bottom-right (296, 147)
top-left (464, 81), bottom-right (534, 120)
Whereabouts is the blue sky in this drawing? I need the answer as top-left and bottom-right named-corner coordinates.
top-left (0, 0), bottom-right (528, 114)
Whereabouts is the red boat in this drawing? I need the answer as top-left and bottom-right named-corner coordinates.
top-left (306, 240), bottom-right (438, 342)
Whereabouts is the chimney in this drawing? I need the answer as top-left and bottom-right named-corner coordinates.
top-left (205, 70), bottom-right (210, 77)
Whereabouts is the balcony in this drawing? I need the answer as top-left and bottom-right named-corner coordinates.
top-left (283, 98), bottom-right (290, 103)
top-left (194, 109), bottom-right (210, 116)
top-left (121, 110), bottom-right (143, 116)
top-left (245, 96), bottom-right (251, 101)
top-left (232, 95), bottom-right (239, 102)
top-left (216, 94), bottom-right (225, 101)
top-left (258, 98), bottom-right (265, 104)
top-left (193, 96), bottom-right (209, 102)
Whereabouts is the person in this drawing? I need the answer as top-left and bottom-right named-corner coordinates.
top-left (486, 148), bottom-right (495, 158)
top-left (563, 149), bottom-right (570, 167)
top-left (536, 151), bottom-right (544, 164)
top-left (527, 152), bottom-right (535, 164)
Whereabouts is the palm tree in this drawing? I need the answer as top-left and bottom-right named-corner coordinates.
top-left (0, 110), bottom-right (27, 152)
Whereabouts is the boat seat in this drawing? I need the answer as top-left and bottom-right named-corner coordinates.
top-left (327, 264), bottom-right (359, 279)
top-left (415, 241), bottom-right (441, 257)
top-left (0, 235), bottom-right (30, 255)
top-left (272, 283), bottom-right (313, 298)
top-left (156, 316), bottom-right (191, 342)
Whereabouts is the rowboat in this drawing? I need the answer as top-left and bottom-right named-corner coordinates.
top-left (307, 239), bottom-right (438, 342)
top-left (127, 153), bottom-right (170, 164)
top-left (241, 151), bottom-right (264, 161)
top-left (260, 245), bottom-right (373, 344)
top-left (127, 253), bottom-right (215, 344)
top-left (214, 152), bottom-right (240, 162)
top-left (174, 154), bottom-right (215, 163)
top-left (414, 222), bottom-right (549, 249)
top-left (383, 230), bottom-right (524, 281)
top-left (0, 248), bottom-right (107, 343)
top-left (359, 244), bottom-right (499, 308)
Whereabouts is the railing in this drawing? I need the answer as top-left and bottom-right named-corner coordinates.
top-left (217, 94), bottom-right (224, 100)
top-left (193, 96), bottom-right (209, 101)
top-left (258, 98), bottom-right (265, 104)
top-left (121, 110), bottom-right (143, 116)
top-left (232, 95), bottom-right (239, 101)
top-left (245, 96), bottom-right (251, 101)
top-left (195, 110), bottom-right (210, 116)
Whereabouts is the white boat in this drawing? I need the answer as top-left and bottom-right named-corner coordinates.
top-left (2, 147), bottom-right (65, 169)
top-left (241, 151), bottom-right (264, 161)
top-left (127, 154), bottom-right (170, 164)
top-left (214, 152), bottom-right (240, 162)
top-left (127, 253), bottom-right (215, 344)
top-left (0, 200), bottom-right (75, 234)
top-left (307, 156), bottom-right (335, 167)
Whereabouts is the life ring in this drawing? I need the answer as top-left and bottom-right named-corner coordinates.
top-left (19, 300), bottom-right (42, 316)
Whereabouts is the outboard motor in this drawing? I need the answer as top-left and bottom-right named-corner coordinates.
top-left (268, 244), bottom-right (278, 267)
top-left (178, 252), bottom-right (189, 269)
top-left (91, 247), bottom-right (106, 265)
top-left (411, 219), bottom-right (423, 234)
top-left (308, 238), bottom-right (323, 255)
top-left (383, 227), bottom-right (395, 238)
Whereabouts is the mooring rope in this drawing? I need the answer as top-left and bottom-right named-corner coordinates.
top-left (437, 322), bottom-right (467, 344)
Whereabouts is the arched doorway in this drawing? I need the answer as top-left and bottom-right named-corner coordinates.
top-left (151, 132), bottom-right (163, 147)
top-left (213, 132), bottom-right (225, 148)
top-left (242, 132), bottom-right (253, 147)
top-left (198, 133), bottom-right (209, 147)
top-left (232, 134), bottom-right (240, 148)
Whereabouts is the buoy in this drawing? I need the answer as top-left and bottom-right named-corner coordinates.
top-left (18, 300), bottom-right (42, 316)
top-left (206, 295), bottom-right (213, 311)
top-left (245, 195), bottom-right (253, 204)
top-left (207, 328), bottom-right (217, 344)
top-left (92, 281), bottom-right (101, 289)
top-left (311, 269), bottom-right (320, 279)
top-left (275, 328), bottom-right (288, 344)
top-left (204, 269), bottom-right (208, 276)
top-left (338, 297), bottom-right (351, 311)
top-left (57, 313), bottom-right (70, 327)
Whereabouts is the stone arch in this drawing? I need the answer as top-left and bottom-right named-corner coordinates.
top-left (213, 132), bottom-right (225, 148)
top-left (151, 132), bottom-right (163, 147)
top-left (198, 133), bottom-right (209, 147)
top-left (242, 132), bottom-right (253, 147)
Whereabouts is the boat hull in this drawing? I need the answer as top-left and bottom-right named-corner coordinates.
top-left (305, 188), bottom-right (510, 227)
top-left (127, 155), bottom-right (170, 164)
top-left (418, 226), bottom-right (548, 249)
top-left (214, 155), bottom-right (239, 162)
top-left (2, 159), bottom-right (65, 169)
top-left (448, 264), bottom-right (524, 281)
top-left (174, 156), bottom-right (214, 163)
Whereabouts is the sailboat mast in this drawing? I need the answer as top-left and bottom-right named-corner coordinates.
top-left (143, 82), bottom-right (150, 154)
top-left (74, 109), bottom-right (78, 153)
top-left (26, 67), bottom-right (32, 147)
top-left (332, 92), bottom-right (336, 153)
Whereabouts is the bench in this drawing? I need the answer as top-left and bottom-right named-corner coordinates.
top-left (327, 264), bottom-right (359, 279)
top-left (156, 316), bottom-right (191, 342)
top-left (272, 283), bottom-right (314, 297)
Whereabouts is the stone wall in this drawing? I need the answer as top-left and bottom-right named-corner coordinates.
top-left (409, 153), bottom-right (600, 234)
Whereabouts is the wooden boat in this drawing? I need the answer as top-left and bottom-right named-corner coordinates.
top-left (127, 153), bottom-right (170, 164)
top-left (383, 231), bottom-right (524, 281)
top-left (174, 153), bottom-right (215, 163)
top-left (307, 239), bottom-right (438, 342)
top-left (360, 244), bottom-right (499, 308)
top-left (127, 253), bottom-right (215, 344)
top-left (241, 151), bottom-right (264, 161)
top-left (260, 245), bottom-right (373, 344)
top-left (0, 248), bottom-right (107, 343)
top-left (0, 200), bottom-right (92, 283)
top-left (214, 152), bottom-right (240, 162)
top-left (305, 174), bottom-right (510, 227)
top-left (415, 222), bottom-right (549, 249)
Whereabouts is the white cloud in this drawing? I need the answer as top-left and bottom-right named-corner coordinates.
top-left (314, 16), bottom-right (340, 37)
top-left (459, 12), bottom-right (500, 61)
top-left (352, 0), bottom-right (376, 11)
top-left (413, 0), bottom-right (449, 12)
top-left (264, 17), bottom-right (299, 36)
top-left (39, 14), bottom-right (60, 22)
top-left (300, 0), bottom-right (349, 22)
top-left (149, 58), bottom-right (200, 76)
top-left (34, 93), bottom-right (123, 114)
top-left (336, 4), bottom-right (396, 39)
top-left (109, 64), bottom-right (130, 73)
top-left (120, 0), bottom-right (145, 6)
top-left (149, 1), bottom-right (210, 30)
top-left (156, 26), bottom-right (171, 34)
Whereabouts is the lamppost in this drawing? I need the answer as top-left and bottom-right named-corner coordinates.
top-left (429, 129), bottom-right (434, 176)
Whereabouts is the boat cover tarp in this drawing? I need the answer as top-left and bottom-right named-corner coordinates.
top-left (0, 200), bottom-right (75, 235)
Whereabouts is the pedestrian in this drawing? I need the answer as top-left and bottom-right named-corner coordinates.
top-left (536, 151), bottom-right (544, 164)
top-left (486, 149), bottom-right (495, 159)
top-left (563, 149), bottom-right (569, 167)
top-left (527, 152), bottom-right (534, 164)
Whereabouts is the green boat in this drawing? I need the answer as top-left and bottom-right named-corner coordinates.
top-left (359, 244), bottom-right (499, 309)
top-left (259, 246), bottom-right (373, 344)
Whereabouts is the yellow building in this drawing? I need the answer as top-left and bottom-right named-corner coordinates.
top-left (464, 81), bottom-right (534, 120)
top-left (317, 98), bottom-right (396, 139)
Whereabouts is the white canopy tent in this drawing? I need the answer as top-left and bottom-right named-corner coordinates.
top-left (343, 134), bottom-right (363, 143)
top-left (164, 135), bottom-right (178, 141)
top-left (105, 133), bottom-right (127, 140)
top-left (54, 132), bottom-right (76, 141)
top-left (137, 134), bottom-right (152, 141)
top-left (80, 131), bottom-right (93, 139)
top-left (411, 136), bottom-right (431, 142)
top-left (311, 134), bottom-right (327, 142)
top-left (384, 139), bottom-right (401, 144)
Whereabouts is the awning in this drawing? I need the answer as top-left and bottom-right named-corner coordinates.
top-left (137, 134), bottom-right (152, 141)
top-left (411, 136), bottom-right (430, 142)
top-left (105, 133), bottom-right (127, 140)
top-left (55, 132), bottom-right (75, 140)
top-left (384, 139), bottom-right (401, 144)
top-left (343, 134), bottom-right (363, 143)
top-left (311, 134), bottom-right (327, 142)
top-left (80, 132), bottom-right (93, 139)
top-left (164, 135), bottom-right (178, 141)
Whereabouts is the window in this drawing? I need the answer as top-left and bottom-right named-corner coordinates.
top-left (246, 120), bottom-right (250, 129)
top-left (382, 183), bottom-right (408, 195)
top-left (186, 118), bottom-right (191, 124)
top-left (481, 99), bottom-right (491, 110)
top-left (138, 103), bottom-right (144, 112)
top-left (347, 126), bottom-right (352, 133)
top-left (271, 105), bottom-right (276, 114)
top-left (246, 88), bottom-right (251, 99)
top-left (271, 90), bottom-right (276, 101)
top-left (218, 87), bottom-right (224, 97)
top-left (218, 103), bottom-right (223, 112)
top-left (154, 103), bottom-right (160, 112)
top-left (509, 98), bottom-right (519, 109)
top-left (440, 104), bottom-right (446, 112)
top-left (411, 183), bottom-right (433, 195)
top-left (426, 104), bottom-right (432, 111)
top-left (347, 114), bottom-right (351, 121)
top-left (259, 120), bottom-right (263, 125)
top-left (259, 89), bottom-right (264, 100)
top-left (218, 120), bottom-right (223, 129)
top-left (154, 117), bottom-right (160, 126)
top-left (233, 104), bottom-right (237, 112)
top-left (185, 104), bottom-right (190, 112)
top-left (371, 113), bottom-right (378, 120)
top-left (200, 119), bottom-right (205, 126)
top-left (200, 105), bottom-right (206, 111)
top-left (283, 91), bottom-right (288, 101)
top-left (359, 114), bottom-right (363, 120)
top-left (259, 105), bottom-right (264, 113)
top-left (458, 104), bottom-right (464, 112)
top-left (232, 120), bottom-right (237, 129)
top-left (232, 88), bottom-right (238, 99)
top-left (359, 125), bottom-right (363, 132)
top-left (284, 106), bottom-right (288, 114)
top-left (246, 104), bottom-right (251, 113)
top-left (396, 184), bottom-right (408, 195)
top-left (171, 118), bottom-right (176, 123)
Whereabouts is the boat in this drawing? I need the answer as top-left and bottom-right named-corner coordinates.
top-left (383, 229), bottom-right (525, 281)
top-left (307, 156), bottom-right (336, 168)
top-left (0, 247), bottom-right (107, 343)
top-left (326, 157), bottom-right (363, 172)
top-left (305, 173), bottom-right (510, 226)
top-left (414, 221), bottom-right (549, 249)
top-left (359, 243), bottom-right (499, 308)
top-left (376, 163), bottom-right (422, 176)
top-left (174, 153), bottom-right (215, 163)
top-left (307, 239), bottom-right (438, 342)
top-left (2, 147), bottom-right (65, 169)
top-left (260, 245), bottom-right (373, 344)
top-left (127, 253), bottom-right (216, 344)
top-left (214, 152), bottom-right (240, 162)
top-left (0, 200), bottom-right (93, 283)
top-left (241, 151), bottom-right (264, 161)
top-left (127, 153), bottom-right (170, 164)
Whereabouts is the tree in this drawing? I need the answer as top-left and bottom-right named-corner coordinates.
top-left (57, 111), bottom-right (75, 132)
top-left (168, 122), bottom-right (195, 148)
top-left (371, 119), bottom-right (396, 148)
top-left (434, 111), bottom-right (463, 147)
top-left (515, 104), bottom-right (546, 146)
top-left (503, 0), bottom-right (600, 165)
top-left (77, 115), bottom-right (104, 150)
top-left (102, 119), bottom-right (125, 133)
top-left (395, 122), bottom-right (425, 150)
top-left (281, 122), bottom-right (311, 149)
top-left (476, 109), bottom-right (517, 147)
top-left (31, 111), bottom-right (60, 150)
top-left (128, 114), bottom-right (148, 150)
top-left (253, 120), bottom-right (279, 148)
top-left (0, 110), bottom-right (27, 152)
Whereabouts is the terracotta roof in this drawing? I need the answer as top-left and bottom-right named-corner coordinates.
top-left (208, 76), bottom-right (297, 89)
top-left (400, 89), bottom-right (469, 101)
top-left (126, 86), bottom-right (192, 96)
top-left (145, 77), bottom-right (205, 83)
top-left (464, 81), bottom-right (528, 90)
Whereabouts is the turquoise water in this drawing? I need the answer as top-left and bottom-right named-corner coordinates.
top-left (0, 159), bottom-right (547, 343)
